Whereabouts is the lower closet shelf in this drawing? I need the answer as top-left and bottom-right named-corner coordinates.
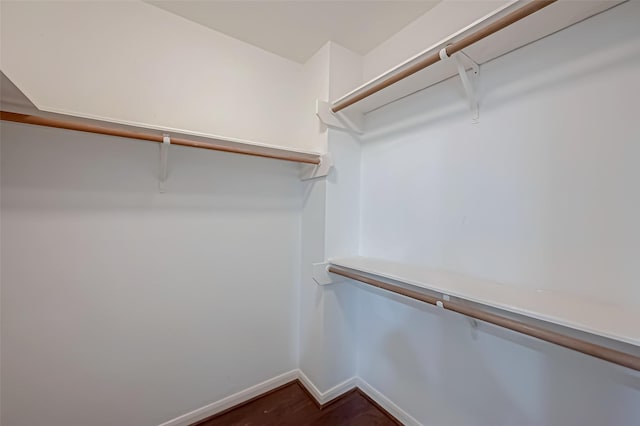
top-left (328, 257), bottom-right (640, 351)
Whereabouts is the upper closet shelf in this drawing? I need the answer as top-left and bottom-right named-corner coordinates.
top-left (330, 0), bottom-right (625, 117)
top-left (0, 73), bottom-right (324, 169)
top-left (329, 256), bottom-right (640, 349)
top-left (0, 110), bottom-right (322, 166)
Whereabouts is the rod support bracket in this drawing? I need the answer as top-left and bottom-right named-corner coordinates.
top-left (313, 262), bottom-right (346, 285)
top-left (300, 153), bottom-right (332, 181)
top-left (452, 50), bottom-right (480, 123)
top-left (159, 134), bottom-right (170, 193)
top-left (316, 99), bottom-right (364, 135)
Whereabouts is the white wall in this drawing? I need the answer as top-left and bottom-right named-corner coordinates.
top-left (1, 4), bottom-right (365, 424)
top-left (354, 1), bottom-right (640, 424)
top-left (362, 0), bottom-right (508, 82)
top-left (0, 122), bottom-right (303, 426)
top-left (3, 1), bottom-right (639, 425)
top-left (298, 43), bottom-right (332, 389)
top-left (298, 42), bottom-right (362, 393)
top-left (0, 1), bottom-right (315, 152)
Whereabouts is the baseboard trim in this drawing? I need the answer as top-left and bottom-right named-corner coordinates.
top-left (297, 370), bottom-right (357, 406)
top-left (158, 370), bottom-right (417, 426)
top-left (157, 370), bottom-right (299, 426)
top-left (356, 377), bottom-right (421, 426)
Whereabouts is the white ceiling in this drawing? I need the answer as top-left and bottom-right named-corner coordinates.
top-left (146, 1), bottom-right (440, 63)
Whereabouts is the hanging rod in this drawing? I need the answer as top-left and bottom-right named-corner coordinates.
top-left (332, 0), bottom-right (557, 113)
top-left (0, 111), bottom-right (321, 165)
top-left (327, 265), bottom-right (640, 372)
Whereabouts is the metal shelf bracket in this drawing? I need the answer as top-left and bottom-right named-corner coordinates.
top-left (159, 134), bottom-right (170, 193)
top-left (441, 47), bottom-right (480, 123)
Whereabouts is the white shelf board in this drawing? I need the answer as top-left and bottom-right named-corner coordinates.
top-left (329, 256), bottom-right (640, 348)
top-left (35, 107), bottom-right (322, 163)
top-left (332, 0), bottom-right (625, 116)
top-left (0, 72), bottom-right (321, 164)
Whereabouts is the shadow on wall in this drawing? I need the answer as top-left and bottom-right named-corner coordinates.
top-left (363, 1), bottom-right (640, 143)
top-left (469, 312), bottom-right (640, 424)
top-left (539, 347), bottom-right (640, 425)
top-left (0, 121), bottom-right (304, 211)
top-left (354, 281), bottom-right (535, 425)
top-left (353, 280), bottom-right (640, 425)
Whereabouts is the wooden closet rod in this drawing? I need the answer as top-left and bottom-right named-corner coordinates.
top-left (327, 265), bottom-right (640, 372)
top-left (0, 111), bottom-right (321, 165)
top-left (332, 0), bottom-right (557, 113)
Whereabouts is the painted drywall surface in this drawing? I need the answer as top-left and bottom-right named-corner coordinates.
top-left (0, 123), bottom-right (303, 426)
top-left (315, 44), bottom-right (365, 390)
top-left (325, 42), bottom-right (363, 261)
top-left (298, 42), bottom-right (363, 392)
top-left (355, 1), bottom-right (640, 425)
top-left (355, 286), bottom-right (640, 426)
top-left (0, 1), bottom-right (314, 152)
top-left (310, 130), bottom-right (362, 390)
top-left (299, 43), bottom-right (332, 155)
top-left (298, 173), bottom-right (330, 390)
top-left (362, 0), bottom-right (508, 83)
top-left (328, 43), bottom-right (364, 103)
top-left (298, 43), bottom-right (331, 389)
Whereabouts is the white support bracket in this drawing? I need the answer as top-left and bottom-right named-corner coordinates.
top-left (300, 153), bottom-right (333, 181)
top-left (440, 47), bottom-right (480, 123)
top-left (159, 134), bottom-right (170, 193)
top-left (454, 51), bottom-right (480, 123)
top-left (315, 99), bottom-right (364, 135)
top-left (312, 262), bottom-right (346, 286)
top-left (441, 292), bottom-right (478, 328)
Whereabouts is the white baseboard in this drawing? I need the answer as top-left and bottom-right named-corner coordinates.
top-left (157, 370), bottom-right (421, 426)
top-left (157, 369), bottom-right (299, 426)
top-left (297, 370), bottom-right (357, 405)
top-left (356, 377), bottom-right (422, 426)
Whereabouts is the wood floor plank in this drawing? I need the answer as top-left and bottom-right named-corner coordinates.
top-left (194, 382), bottom-right (398, 426)
top-left (308, 391), bottom-right (396, 426)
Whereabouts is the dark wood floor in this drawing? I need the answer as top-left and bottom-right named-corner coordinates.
top-left (194, 381), bottom-right (399, 426)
